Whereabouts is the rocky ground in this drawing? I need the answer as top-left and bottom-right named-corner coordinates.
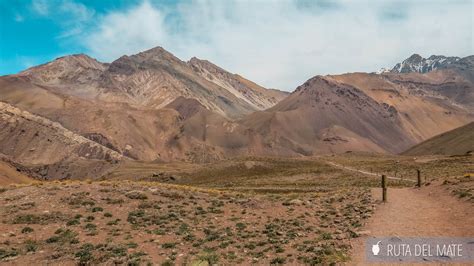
top-left (0, 154), bottom-right (471, 265)
top-left (0, 181), bottom-right (374, 265)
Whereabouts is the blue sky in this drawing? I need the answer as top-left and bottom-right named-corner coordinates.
top-left (1, 0), bottom-right (473, 90)
top-left (1, 0), bottom-right (139, 72)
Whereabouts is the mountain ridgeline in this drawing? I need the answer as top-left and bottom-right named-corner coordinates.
top-left (0, 48), bottom-right (473, 179)
top-left (390, 54), bottom-right (473, 74)
top-left (403, 122), bottom-right (474, 156)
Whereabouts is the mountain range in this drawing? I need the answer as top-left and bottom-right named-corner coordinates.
top-left (0, 48), bottom-right (473, 179)
top-left (390, 54), bottom-right (474, 76)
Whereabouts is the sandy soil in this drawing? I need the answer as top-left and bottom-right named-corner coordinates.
top-left (350, 183), bottom-right (474, 265)
top-left (0, 181), bottom-right (372, 265)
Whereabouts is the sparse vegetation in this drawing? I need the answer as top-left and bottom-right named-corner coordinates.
top-left (125, 191), bottom-right (148, 200)
top-left (0, 155), bottom-right (471, 264)
top-left (21, 226), bottom-right (34, 234)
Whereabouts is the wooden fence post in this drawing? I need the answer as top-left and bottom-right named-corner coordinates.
top-left (417, 170), bottom-right (421, 187)
top-left (382, 175), bottom-right (387, 202)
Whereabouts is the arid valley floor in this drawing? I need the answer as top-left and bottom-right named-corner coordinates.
top-left (1, 153), bottom-right (472, 265)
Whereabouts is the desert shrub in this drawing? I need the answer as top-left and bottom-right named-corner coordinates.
top-left (46, 229), bottom-right (78, 244)
top-left (12, 212), bottom-right (65, 224)
top-left (103, 197), bottom-right (125, 204)
top-left (0, 248), bottom-right (18, 259)
top-left (66, 194), bottom-right (96, 207)
top-left (235, 222), bottom-right (246, 230)
top-left (127, 210), bottom-right (145, 225)
top-left (75, 243), bottom-right (94, 264)
top-left (198, 251), bottom-right (219, 264)
top-left (270, 257), bottom-right (286, 264)
top-left (21, 226), bottom-right (34, 234)
top-left (161, 260), bottom-right (174, 266)
top-left (67, 219), bottom-right (80, 226)
top-left (109, 246), bottom-right (127, 257)
top-left (321, 232), bottom-right (333, 240)
top-left (126, 191), bottom-right (148, 200)
top-left (91, 207), bottom-right (103, 212)
top-left (274, 245), bottom-right (285, 253)
top-left (107, 219), bottom-right (120, 226)
top-left (24, 240), bottom-right (37, 252)
top-left (84, 223), bottom-right (97, 230)
top-left (127, 242), bottom-right (138, 248)
top-left (161, 243), bottom-right (177, 249)
top-left (177, 223), bottom-right (189, 235)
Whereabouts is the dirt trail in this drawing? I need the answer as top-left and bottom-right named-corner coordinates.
top-left (326, 161), bottom-right (416, 182)
top-left (350, 184), bottom-right (474, 265)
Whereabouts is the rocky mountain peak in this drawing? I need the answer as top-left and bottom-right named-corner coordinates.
top-left (106, 46), bottom-right (186, 76)
top-left (390, 54), bottom-right (461, 74)
top-left (133, 46), bottom-right (182, 64)
top-left (294, 76), bottom-right (333, 93)
top-left (406, 53), bottom-right (423, 62)
top-left (21, 53), bottom-right (106, 75)
top-left (138, 46), bottom-right (168, 56)
top-left (188, 57), bottom-right (227, 75)
top-left (17, 53), bottom-right (106, 84)
top-left (188, 56), bottom-right (203, 64)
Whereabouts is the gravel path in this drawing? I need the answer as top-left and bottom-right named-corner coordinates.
top-left (349, 184), bottom-right (474, 265)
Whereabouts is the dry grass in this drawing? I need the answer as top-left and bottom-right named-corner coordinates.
top-left (0, 182), bottom-right (374, 265)
top-left (1, 154), bottom-right (471, 264)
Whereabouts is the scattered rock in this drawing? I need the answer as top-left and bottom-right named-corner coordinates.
top-left (125, 190), bottom-right (148, 200)
top-left (289, 199), bottom-right (303, 205)
top-left (355, 230), bottom-right (371, 236)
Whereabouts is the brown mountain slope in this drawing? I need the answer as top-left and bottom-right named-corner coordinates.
top-left (12, 47), bottom-right (286, 119)
top-left (383, 69), bottom-right (474, 111)
top-left (0, 46), bottom-right (287, 163)
top-left (329, 71), bottom-right (474, 142)
top-left (0, 102), bottom-right (122, 179)
top-left (0, 157), bottom-right (34, 185)
top-left (0, 74), bottom-right (259, 163)
top-left (97, 47), bottom-right (257, 118)
top-left (20, 53), bottom-right (107, 85)
top-left (1, 49), bottom-right (472, 177)
top-left (188, 57), bottom-right (288, 110)
top-left (241, 76), bottom-right (412, 155)
top-left (0, 76), bottom-right (180, 161)
top-left (402, 122), bottom-right (474, 156)
top-left (164, 97), bottom-right (262, 162)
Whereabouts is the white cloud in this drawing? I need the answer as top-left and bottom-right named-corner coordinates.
top-left (31, 0), bottom-right (49, 16)
top-left (59, 0), bottom-right (94, 22)
top-left (84, 1), bottom-right (167, 60)
top-left (31, 0), bottom-right (94, 38)
top-left (56, 1), bottom-right (95, 39)
top-left (82, 0), bottom-right (474, 91)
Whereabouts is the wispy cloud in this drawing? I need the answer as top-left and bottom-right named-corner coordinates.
top-left (62, 0), bottom-right (474, 90)
top-left (31, 0), bottom-right (95, 38)
top-left (60, 0), bottom-right (95, 21)
top-left (31, 0), bottom-right (49, 16)
top-left (84, 1), bottom-right (167, 59)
